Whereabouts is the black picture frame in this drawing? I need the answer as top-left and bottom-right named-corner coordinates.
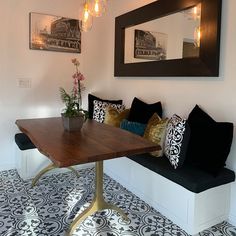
top-left (114, 0), bottom-right (222, 77)
top-left (29, 12), bottom-right (81, 53)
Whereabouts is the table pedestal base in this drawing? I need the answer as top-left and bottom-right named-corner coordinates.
top-left (32, 163), bottom-right (79, 187)
top-left (68, 161), bottom-right (129, 235)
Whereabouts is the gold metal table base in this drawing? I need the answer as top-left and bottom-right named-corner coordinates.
top-left (32, 163), bottom-right (79, 187)
top-left (67, 161), bottom-right (129, 235)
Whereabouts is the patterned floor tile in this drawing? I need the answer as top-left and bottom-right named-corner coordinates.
top-left (0, 168), bottom-right (235, 236)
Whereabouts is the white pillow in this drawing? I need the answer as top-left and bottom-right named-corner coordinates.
top-left (164, 114), bottom-right (190, 169)
top-left (93, 100), bottom-right (125, 123)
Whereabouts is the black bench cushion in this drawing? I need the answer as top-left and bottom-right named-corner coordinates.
top-left (15, 133), bottom-right (36, 150)
top-left (128, 154), bottom-right (235, 193)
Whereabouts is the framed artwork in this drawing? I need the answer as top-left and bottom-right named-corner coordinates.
top-left (29, 12), bottom-right (81, 53)
top-left (134, 29), bottom-right (167, 61)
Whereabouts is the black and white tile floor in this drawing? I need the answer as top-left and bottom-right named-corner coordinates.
top-left (0, 168), bottom-right (235, 236)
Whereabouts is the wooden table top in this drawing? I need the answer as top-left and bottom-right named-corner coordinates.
top-left (15, 117), bottom-right (160, 168)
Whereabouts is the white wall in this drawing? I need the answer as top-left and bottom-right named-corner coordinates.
top-left (82, 0), bottom-right (236, 226)
top-left (0, 0), bottom-right (86, 170)
top-left (1, 0), bottom-right (236, 228)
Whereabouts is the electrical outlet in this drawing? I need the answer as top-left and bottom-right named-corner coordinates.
top-left (17, 78), bottom-right (31, 88)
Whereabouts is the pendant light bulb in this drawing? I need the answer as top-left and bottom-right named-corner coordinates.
top-left (79, 1), bottom-right (93, 32)
top-left (88, 0), bottom-right (106, 17)
top-left (84, 8), bottom-right (89, 22)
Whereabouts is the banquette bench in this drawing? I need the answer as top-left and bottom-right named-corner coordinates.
top-left (100, 97), bottom-right (236, 234)
top-left (104, 154), bottom-right (235, 235)
top-left (14, 132), bottom-right (47, 180)
top-left (128, 153), bottom-right (235, 194)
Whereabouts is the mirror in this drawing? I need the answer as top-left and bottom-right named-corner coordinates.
top-left (125, 5), bottom-right (201, 64)
top-left (114, 0), bottom-right (222, 77)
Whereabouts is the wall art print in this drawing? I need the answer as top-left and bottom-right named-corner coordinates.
top-left (134, 29), bottom-right (167, 61)
top-left (29, 12), bottom-right (81, 53)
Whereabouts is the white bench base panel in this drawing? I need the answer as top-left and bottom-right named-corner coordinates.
top-left (15, 143), bottom-right (94, 180)
top-left (104, 157), bottom-right (231, 235)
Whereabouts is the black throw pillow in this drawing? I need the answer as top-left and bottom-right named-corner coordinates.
top-left (186, 105), bottom-right (233, 176)
top-left (128, 97), bottom-right (162, 124)
top-left (88, 94), bottom-right (123, 119)
top-left (188, 104), bottom-right (216, 124)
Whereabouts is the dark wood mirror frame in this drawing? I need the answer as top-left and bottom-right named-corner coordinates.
top-left (114, 0), bottom-right (222, 77)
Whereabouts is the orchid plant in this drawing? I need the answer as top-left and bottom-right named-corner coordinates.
top-left (60, 58), bottom-right (88, 118)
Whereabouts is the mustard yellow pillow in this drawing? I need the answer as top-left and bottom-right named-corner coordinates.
top-left (104, 107), bottom-right (130, 127)
top-left (144, 113), bottom-right (169, 157)
top-left (143, 113), bottom-right (161, 139)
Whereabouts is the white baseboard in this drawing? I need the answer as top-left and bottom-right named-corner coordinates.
top-left (0, 163), bottom-right (16, 172)
top-left (228, 213), bottom-right (236, 227)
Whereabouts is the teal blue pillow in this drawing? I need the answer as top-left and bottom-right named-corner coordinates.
top-left (120, 119), bottom-right (147, 136)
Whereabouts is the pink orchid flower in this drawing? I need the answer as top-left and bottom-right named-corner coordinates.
top-left (72, 58), bottom-right (80, 67)
top-left (72, 72), bottom-right (85, 81)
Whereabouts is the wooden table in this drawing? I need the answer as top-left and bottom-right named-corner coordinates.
top-left (16, 117), bottom-right (160, 235)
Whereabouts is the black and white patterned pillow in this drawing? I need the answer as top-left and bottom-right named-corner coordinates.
top-left (164, 114), bottom-right (190, 169)
top-left (93, 100), bottom-right (125, 123)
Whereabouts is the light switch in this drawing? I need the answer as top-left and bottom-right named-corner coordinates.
top-left (17, 78), bottom-right (31, 88)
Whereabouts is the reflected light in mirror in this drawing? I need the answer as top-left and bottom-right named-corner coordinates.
top-left (194, 26), bottom-right (201, 47)
top-left (187, 4), bottom-right (201, 20)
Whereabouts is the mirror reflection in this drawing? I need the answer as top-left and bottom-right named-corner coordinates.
top-left (124, 4), bottom-right (201, 64)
